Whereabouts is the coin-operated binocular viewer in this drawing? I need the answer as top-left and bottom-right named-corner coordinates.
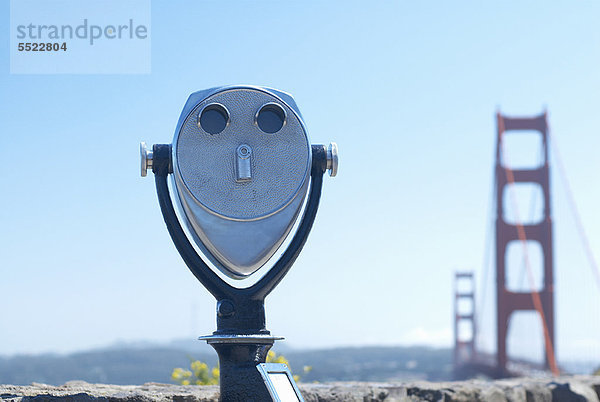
top-left (141, 86), bottom-right (337, 401)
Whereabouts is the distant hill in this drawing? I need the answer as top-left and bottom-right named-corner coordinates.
top-left (1, 342), bottom-right (595, 386)
top-left (284, 346), bottom-right (452, 382)
top-left (0, 347), bottom-right (216, 385)
top-left (0, 342), bottom-right (451, 385)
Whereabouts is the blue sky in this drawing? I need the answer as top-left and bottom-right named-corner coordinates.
top-left (1, 1), bottom-right (600, 366)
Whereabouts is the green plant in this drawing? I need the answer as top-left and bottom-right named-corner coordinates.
top-left (171, 350), bottom-right (311, 385)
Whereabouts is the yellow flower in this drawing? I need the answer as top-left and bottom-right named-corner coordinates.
top-left (172, 352), bottom-right (303, 386)
top-left (191, 361), bottom-right (208, 372)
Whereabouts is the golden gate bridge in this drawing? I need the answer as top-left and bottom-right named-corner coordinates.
top-left (453, 111), bottom-right (600, 379)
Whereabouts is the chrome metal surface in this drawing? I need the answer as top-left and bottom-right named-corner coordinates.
top-left (326, 142), bottom-right (338, 177)
top-left (140, 141), bottom-right (153, 177)
top-left (199, 334), bottom-right (284, 344)
top-left (175, 89), bottom-right (310, 219)
top-left (235, 144), bottom-right (253, 182)
top-left (172, 86), bottom-right (312, 279)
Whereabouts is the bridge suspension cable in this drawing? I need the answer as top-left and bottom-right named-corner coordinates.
top-left (548, 130), bottom-right (600, 293)
top-left (475, 158), bottom-right (496, 353)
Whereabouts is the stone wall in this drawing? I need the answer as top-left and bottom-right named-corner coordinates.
top-left (1, 376), bottom-right (599, 401)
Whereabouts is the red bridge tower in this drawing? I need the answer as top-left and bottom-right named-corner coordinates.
top-left (495, 112), bottom-right (555, 374)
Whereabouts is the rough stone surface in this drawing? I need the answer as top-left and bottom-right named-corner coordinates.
top-left (0, 376), bottom-right (599, 401)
